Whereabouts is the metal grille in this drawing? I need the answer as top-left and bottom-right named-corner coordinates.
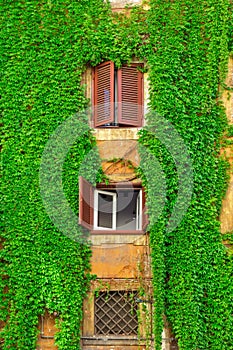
top-left (95, 291), bottom-right (138, 336)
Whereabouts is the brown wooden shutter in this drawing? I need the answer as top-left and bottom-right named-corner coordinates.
top-left (142, 188), bottom-right (149, 231)
top-left (93, 61), bottom-right (114, 127)
top-left (79, 176), bottom-right (93, 229)
top-left (117, 64), bottom-right (143, 127)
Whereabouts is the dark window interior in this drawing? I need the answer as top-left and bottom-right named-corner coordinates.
top-left (96, 189), bottom-right (139, 230)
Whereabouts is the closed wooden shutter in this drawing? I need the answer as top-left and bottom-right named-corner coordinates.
top-left (79, 176), bottom-right (93, 229)
top-left (118, 64), bottom-right (143, 127)
top-left (93, 61), bottom-right (114, 127)
top-left (142, 188), bottom-right (149, 231)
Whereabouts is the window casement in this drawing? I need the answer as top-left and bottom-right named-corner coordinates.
top-left (79, 177), bottom-right (148, 233)
top-left (92, 61), bottom-right (143, 128)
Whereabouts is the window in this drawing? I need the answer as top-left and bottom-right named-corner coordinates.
top-left (82, 282), bottom-right (153, 346)
top-left (79, 177), bottom-right (148, 233)
top-left (94, 291), bottom-right (139, 336)
top-left (94, 188), bottom-right (142, 230)
top-left (92, 61), bottom-right (143, 128)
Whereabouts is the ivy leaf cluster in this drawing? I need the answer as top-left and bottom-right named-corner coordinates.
top-left (1, 1), bottom-right (233, 349)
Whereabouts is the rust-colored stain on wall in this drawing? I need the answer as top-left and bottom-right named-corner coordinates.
top-left (91, 244), bottom-right (151, 279)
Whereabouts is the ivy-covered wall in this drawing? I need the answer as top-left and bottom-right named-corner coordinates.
top-left (141, 1), bottom-right (233, 349)
top-left (1, 1), bottom-right (233, 349)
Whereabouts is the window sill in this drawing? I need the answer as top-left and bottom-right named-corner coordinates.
top-left (93, 127), bottom-right (140, 141)
top-left (81, 336), bottom-right (148, 346)
top-left (90, 229), bottom-right (145, 235)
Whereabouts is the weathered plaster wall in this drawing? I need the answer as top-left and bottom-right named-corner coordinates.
top-left (82, 45), bottom-right (155, 348)
top-left (95, 130), bottom-right (140, 167)
top-left (37, 311), bottom-right (57, 350)
top-left (91, 235), bottom-right (151, 278)
top-left (109, 0), bottom-right (142, 12)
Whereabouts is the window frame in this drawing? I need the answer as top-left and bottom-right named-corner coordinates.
top-left (94, 290), bottom-right (139, 336)
top-left (93, 188), bottom-right (142, 232)
top-left (94, 189), bottom-right (117, 230)
top-left (92, 61), bottom-right (144, 128)
top-left (81, 280), bottom-right (153, 346)
top-left (79, 177), bottom-right (148, 234)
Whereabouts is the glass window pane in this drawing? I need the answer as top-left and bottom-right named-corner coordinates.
top-left (98, 193), bottom-right (113, 228)
top-left (116, 190), bottom-right (138, 230)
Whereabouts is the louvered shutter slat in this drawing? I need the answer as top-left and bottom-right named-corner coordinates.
top-left (79, 176), bottom-right (93, 229)
top-left (118, 64), bottom-right (143, 127)
top-left (93, 61), bottom-right (114, 127)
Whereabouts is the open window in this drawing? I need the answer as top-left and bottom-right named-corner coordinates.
top-left (79, 177), bottom-right (148, 233)
top-left (92, 61), bottom-right (143, 128)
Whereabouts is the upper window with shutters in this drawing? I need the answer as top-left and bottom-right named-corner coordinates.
top-left (92, 61), bottom-right (144, 128)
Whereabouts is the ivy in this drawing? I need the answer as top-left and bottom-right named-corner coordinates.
top-left (143, 0), bottom-right (233, 349)
top-left (1, 1), bottom-right (233, 349)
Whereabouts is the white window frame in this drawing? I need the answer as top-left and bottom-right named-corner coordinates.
top-left (94, 190), bottom-right (117, 230)
top-left (136, 190), bottom-right (142, 231)
top-left (94, 189), bottom-right (142, 231)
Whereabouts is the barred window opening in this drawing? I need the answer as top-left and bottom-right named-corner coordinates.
top-left (94, 291), bottom-right (138, 336)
